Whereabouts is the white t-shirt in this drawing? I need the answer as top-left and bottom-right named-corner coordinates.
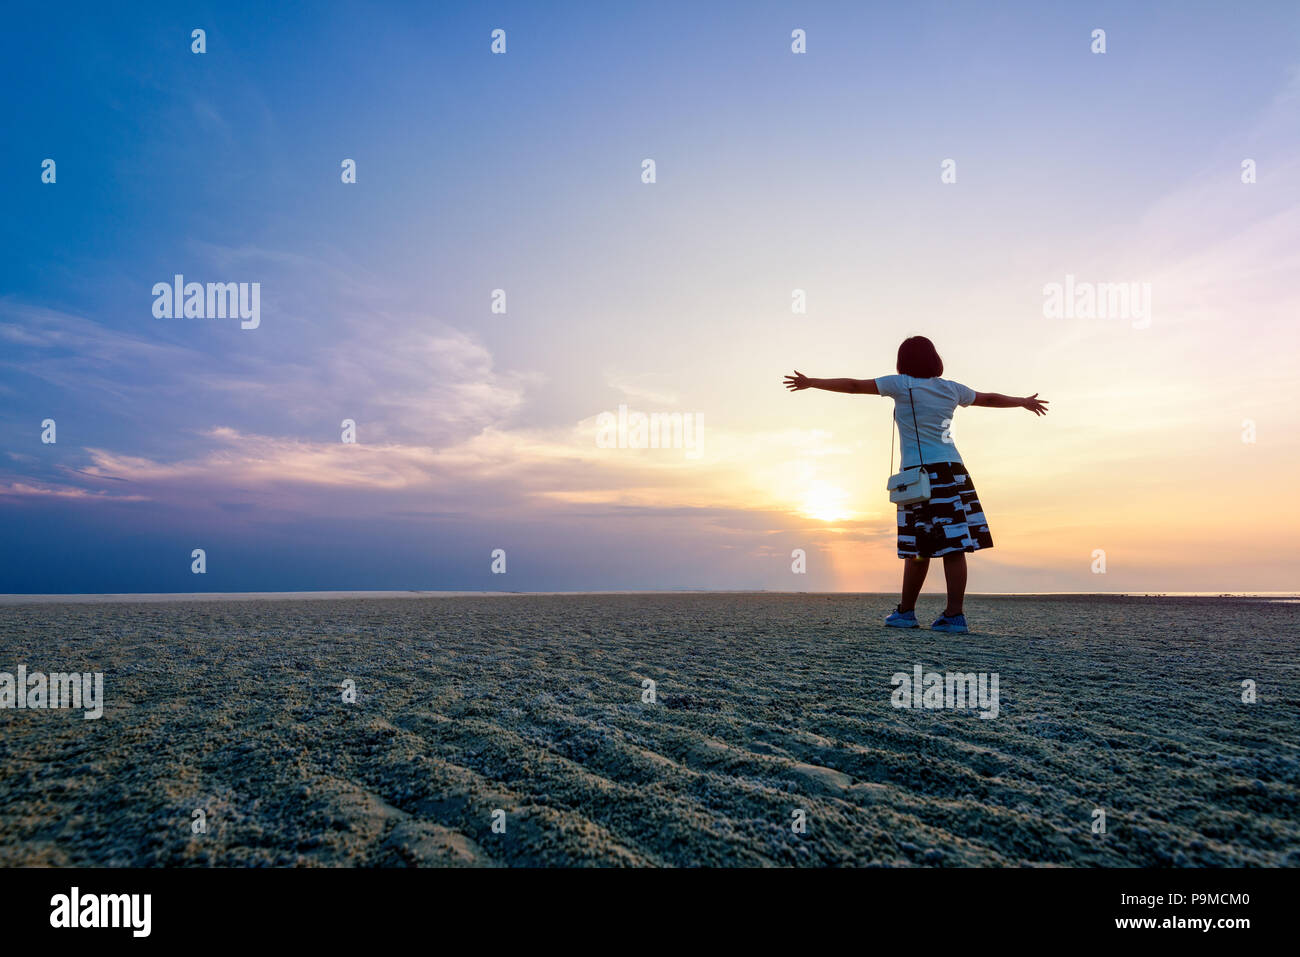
top-left (875, 374), bottom-right (977, 469)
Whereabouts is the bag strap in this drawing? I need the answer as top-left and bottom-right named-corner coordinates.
top-left (888, 380), bottom-right (928, 473)
top-left (907, 384), bottom-right (927, 468)
top-left (889, 409), bottom-right (895, 474)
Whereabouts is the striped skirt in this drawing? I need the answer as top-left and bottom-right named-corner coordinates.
top-left (897, 461), bottom-right (994, 559)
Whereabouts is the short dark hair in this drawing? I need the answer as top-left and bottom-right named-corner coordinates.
top-left (896, 336), bottom-right (944, 378)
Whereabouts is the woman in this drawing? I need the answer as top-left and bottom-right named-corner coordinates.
top-left (783, 336), bottom-right (1048, 634)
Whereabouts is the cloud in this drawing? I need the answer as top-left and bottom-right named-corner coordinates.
top-left (603, 370), bottom-right (681, 405)
top-left (0, 481), bottom-right (149, 502)
top-left (0, 295), bottom-right (538, 449)
top-left (0, 302), bottom-right (198, 400)
top-left (26, 407), bottom-right (863, 537)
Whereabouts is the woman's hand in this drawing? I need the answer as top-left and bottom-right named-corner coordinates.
top-left (1022, 393), bottom-right (1050, 416)
top-left (784, 370), bottom-right (811, 391)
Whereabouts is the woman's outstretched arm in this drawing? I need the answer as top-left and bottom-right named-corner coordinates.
top-left (784, 371), bottom-right (879, 394)
top-left (973, 391), bottom-right (1050, 415)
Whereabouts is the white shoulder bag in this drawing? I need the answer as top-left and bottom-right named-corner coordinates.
top-left (886, 384), bottom-right (932, 505)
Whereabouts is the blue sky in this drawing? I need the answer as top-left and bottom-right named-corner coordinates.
top-left (3, 1), bottom-right (1299, 593)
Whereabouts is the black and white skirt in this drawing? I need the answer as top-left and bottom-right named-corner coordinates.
top-left (896, 461), bottom-right (994, 558)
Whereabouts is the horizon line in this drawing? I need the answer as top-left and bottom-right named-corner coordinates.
top-left (2, 589), bottom-right (1297, 604)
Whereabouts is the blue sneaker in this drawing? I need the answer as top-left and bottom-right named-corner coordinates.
top-left (930, 612), bottom-right (968, 634)
top-left (884, 606), bottom-right (919, 628)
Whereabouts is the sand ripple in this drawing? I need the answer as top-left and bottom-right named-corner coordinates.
top-left (0, 594), bottom-right (1296, 866)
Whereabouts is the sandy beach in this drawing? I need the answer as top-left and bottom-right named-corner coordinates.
top-left (1, 593), bottom-right (1296, 867)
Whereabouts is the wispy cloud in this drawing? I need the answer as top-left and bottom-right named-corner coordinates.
top-left (0, 481), bottom-right (149, 502)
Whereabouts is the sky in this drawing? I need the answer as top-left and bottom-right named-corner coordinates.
top-left (2, 1), bottom-right (1299, 594)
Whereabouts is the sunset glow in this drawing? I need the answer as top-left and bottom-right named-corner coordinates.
top-left (2, 3), bottom-right (1298, 594)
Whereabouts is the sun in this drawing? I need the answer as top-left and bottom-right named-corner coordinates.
top-left (799, 481), bottom-right (853, 523)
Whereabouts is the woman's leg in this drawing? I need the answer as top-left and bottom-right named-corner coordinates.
top-left (941, 552), bottom-right (967, 616)
top-left (899, 556), bottom-right (930, 612)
